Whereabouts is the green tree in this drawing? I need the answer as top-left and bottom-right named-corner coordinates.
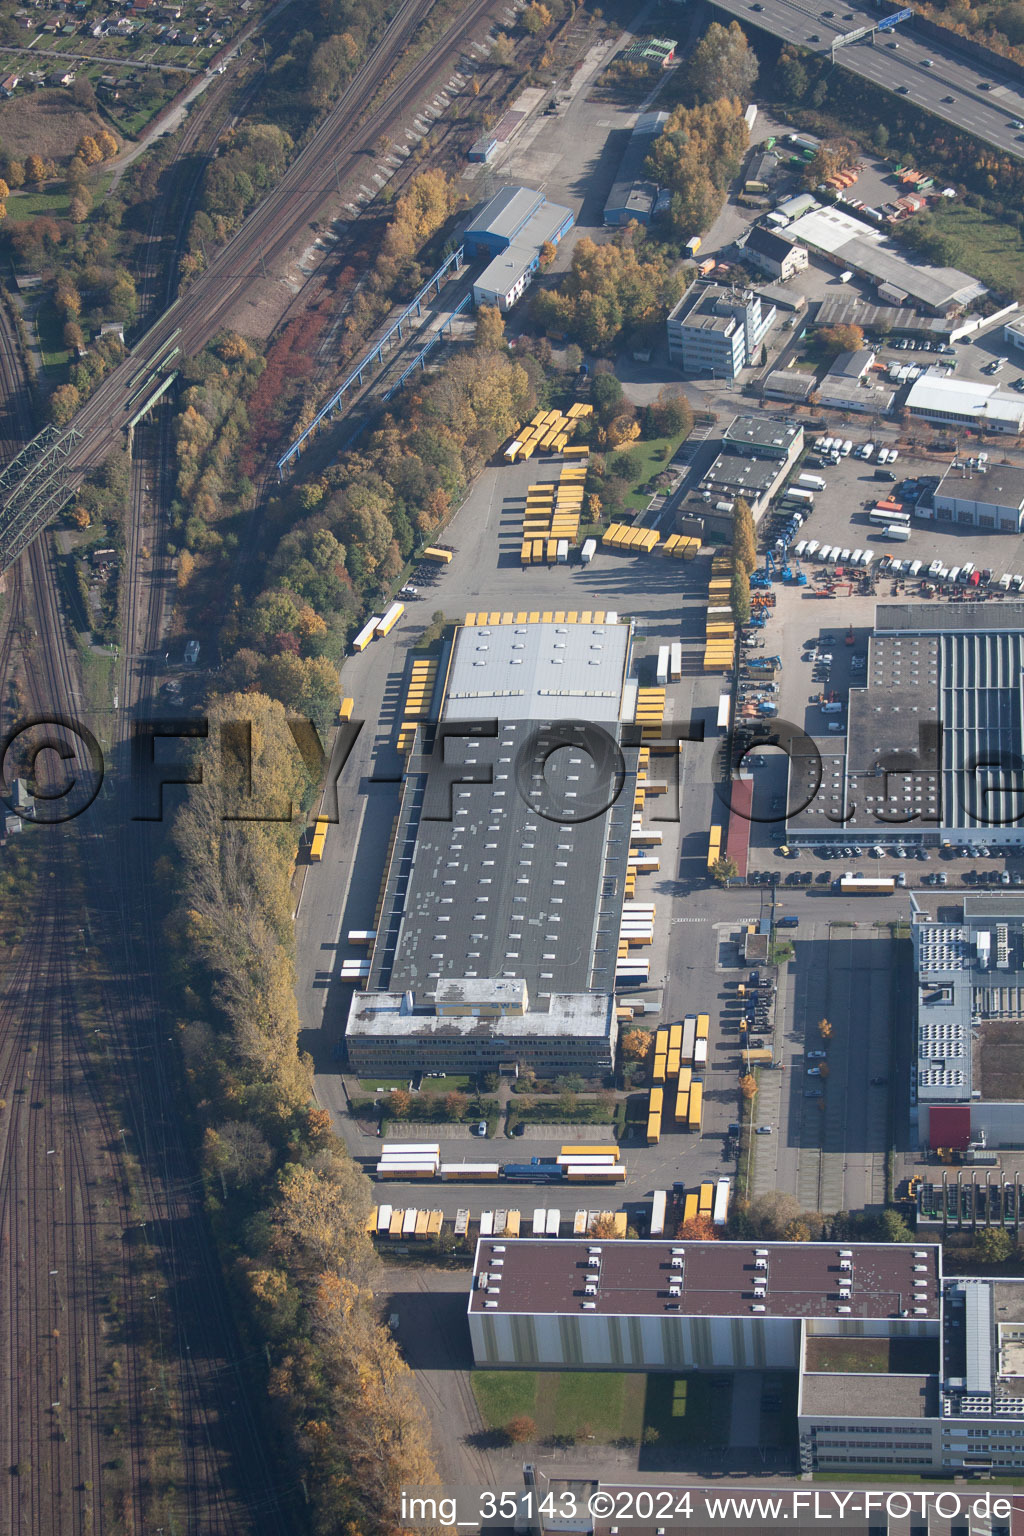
top-left (732, 497), bottom-right (757, 574)
top-left (976, 1227), bottom-right (1012, 1264)
top-left (712, 855), bottom-right (739, 886)
top-left (730, 565), bottom-right (751, 627)
top-left (877, 1207), bottom-right (914, 1243)
top-left (684, 21), bottom-right (758, 105)
top-left (591, 371), bottom-right (624, 421)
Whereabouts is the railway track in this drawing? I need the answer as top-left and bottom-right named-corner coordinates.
top-left (10, 0), bottom-right (499, 496)
top-left (0, 278), bottom-right (293, 1526)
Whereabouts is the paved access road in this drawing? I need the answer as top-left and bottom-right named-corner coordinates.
top-left (709, 0), bottom-right (1024, 160)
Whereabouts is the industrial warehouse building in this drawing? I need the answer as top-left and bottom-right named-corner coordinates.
top-left (783, 203), bottom-right (987, 314)
top-left (467, 1237), bottom-right (1024, 1474)
top-left (344, 615), bottom-right (645, 1077)
top-left (932, 461), bottom-right (1024, 532)
top-left (905, 373), bottom-right (1024, 434)
top-left (466, 185), bottom-right (575, 312)
top-left (602, 110), bottom-right (667, 227)
top-left (914, 896), bottom-right (1024, 1154)
top-left (786, 605), bottom-right (1024, 850)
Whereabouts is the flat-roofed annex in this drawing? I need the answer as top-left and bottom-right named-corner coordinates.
top-left (444, 619), bottom-right (631, 723)
top-left (469, 1239), bottom-right (941, 1321)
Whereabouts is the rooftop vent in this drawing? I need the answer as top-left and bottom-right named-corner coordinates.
top-left (582, 1301), bottom-right (596, 1311)
top-left (751, 1304), bottom-right (766, 1312)
top-left (484, 1300), bottom-right (498, 1309)
top-left (837, 1305), bottom-right (852, 1314)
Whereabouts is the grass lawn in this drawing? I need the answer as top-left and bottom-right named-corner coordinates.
top-left (360, 1079), bottom-right (410, 1092)
top-left (75, 642), bottom-right (117, 722)
top-left (642, 1373), bottom-right (732, 1447)
top-left (418, 1074), bottom-right (471, 1094)
top-left (611, 434), bottom-right (684, 517)
top-left (925, 205), bottom-right (1024, 299)
top-left (472, 1371), bottom-right (646, 1443)
top-left (34, 294), bottom-right (69, 371)
top-left (472, 1372), bottom-right (538, 1428)
top-left (8, 185), bottom-right (72, 224)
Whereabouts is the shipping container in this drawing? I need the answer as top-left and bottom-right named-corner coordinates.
top-left (351, 616), bottom-right (381, 652)
top-left (377, 600), bottom-right (404, 637)
top-left (683, 1192), bottom-right (699, 1224)
top-left (422, 547), bottom-right (453, 564)
top-left (310, 815), bottom-right (329, 862)
top-left (580, 538), bottom-right (596, 564)
top-left (650, 1189), bottom-right (667, 1237)
top-left (439, 1163), bottom-right (500, 1180)
top-left (713, 1179), bottom-right (731, 1228)
top-left (698, 1182), bottom-right (714, 1216)
top-left (687, 1081), bottom-right (704, 1133)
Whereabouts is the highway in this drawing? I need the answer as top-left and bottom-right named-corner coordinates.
top-left (709, 0), bottom-right (1024, 161)
top-left (0, 0), bottom-right (500, 568)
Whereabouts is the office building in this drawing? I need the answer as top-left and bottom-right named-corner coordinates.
top-left (468, 1236), bottom-right (1024, 1476)
top-left (666, 284), bottom-right (776, 380)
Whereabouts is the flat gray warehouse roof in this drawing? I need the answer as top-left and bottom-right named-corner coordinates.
top-left (444, 619), bottom-right (631, 723)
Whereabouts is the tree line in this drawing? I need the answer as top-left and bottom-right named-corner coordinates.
top-left (167, 692), bottom-right (439, 1535)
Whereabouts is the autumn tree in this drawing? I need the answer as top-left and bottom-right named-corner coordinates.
top-left (732, 497), bottom-right (757, 574)
top-left (521, 1), bottom-right (552, 32)
top-left (388, 1088), bottom-right (413, 1118)
top-left (784, 1219), bottom-right (812, 1242)
top-left (747, 1191), bottom-right (809, 1238)
top-left (506, 1415), bottom-right (537, 1442)
top-left (176, 549), bottom-right (196, 589)
top-left (77, 134), bottom-right (103, 166)
top-left (677, 1213), bottom-right (716, 1240)
top-left (648, 386), bottom-right (693, 439)
top-left (25, 154), bottom-right (47, 187)
top-left (684, 21), bottom-right (758, 106)
top-left (818, 323), bottom-right (865, 358)
top-left (730, 564), bottom-right (751, 627)
top-left (474, 304), bottom-right (506, 352)
top-left (621, 1028), bottom-right (652, 1060)
top-left (589, 1213), bottom-right (620, 1238)
top-left (645, 97), bottom-right (749, 237)
top-left (804, 138), bottom-right (857, 190)
top-left (3, 158), bottom-right (23, 188)
top-left (532, 236), bottom-right (686, 351)
top-left (49, 383), bottom-right (81, 425)
top-left (712, 854), bottom-right (739, 886)
top-left (818, 1018), bottom-right (832, 1040)
top-left (538, 239), bottom-right (557, 266)
top-left (739, 1073), bottom-right (758, 1100)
